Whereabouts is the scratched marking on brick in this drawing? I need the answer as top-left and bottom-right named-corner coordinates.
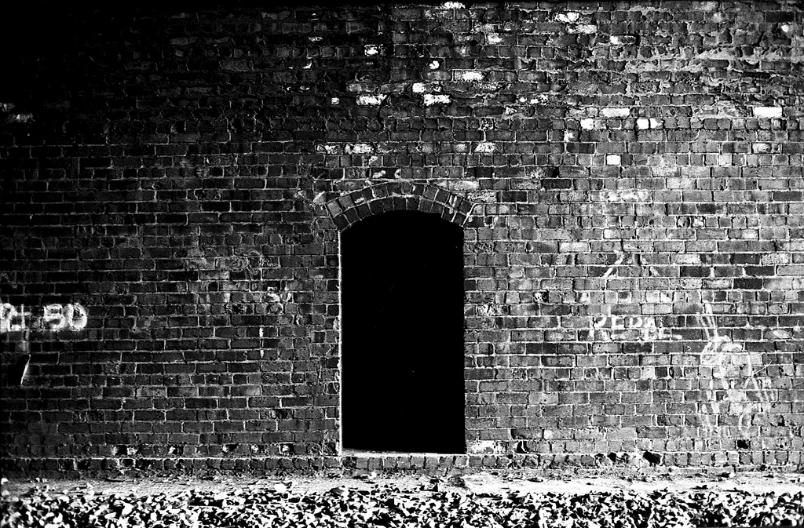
top-left (592, 314), bottom-right (673, 342)
top-left (698, 302), bottom-right (772, 438)
top-left (0, 302), bottom-right (88, 333)
top-left (585, 255), bottom-right (676, 341)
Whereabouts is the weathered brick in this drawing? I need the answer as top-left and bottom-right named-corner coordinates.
top-left (0, 1), bottom-right (801, 474)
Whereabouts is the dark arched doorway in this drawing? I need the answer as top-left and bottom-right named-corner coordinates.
top-left (341, 210), bottom-right (465, 453)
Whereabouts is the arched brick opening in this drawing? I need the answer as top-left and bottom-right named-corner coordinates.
top-left (340, 210), bottom-right (466, 454)
top-left (332, 182), bottom-right (474, 454)
top-left (324, 182), bottom-right (475, 231)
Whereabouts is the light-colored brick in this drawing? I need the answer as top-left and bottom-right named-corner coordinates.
top-left (752, 106), bottom-right (782, 118)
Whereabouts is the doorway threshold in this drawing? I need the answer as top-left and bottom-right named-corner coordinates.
top-left (342, 449), bottom-right (467, 457)
top-left (340, 450), bottom-right (473, 471)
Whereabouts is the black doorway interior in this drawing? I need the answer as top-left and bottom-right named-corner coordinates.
top-left (341, 210), bottom-right (465, 453)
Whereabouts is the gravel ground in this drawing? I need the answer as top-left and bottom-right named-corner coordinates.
top-left (2, 470), bottom-right (803, 527)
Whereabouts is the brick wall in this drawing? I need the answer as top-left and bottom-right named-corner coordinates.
top-left (1, 2), bottom-right (803, 473)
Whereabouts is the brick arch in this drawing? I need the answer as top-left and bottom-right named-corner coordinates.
top-left (324, 182), bottom-right (476, 231)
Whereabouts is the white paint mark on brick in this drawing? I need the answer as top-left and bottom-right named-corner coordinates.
top-left (0, 302), bottom-right (88, 333)
top-left (308, 36), bottom-right (323, 42)
top-left (698, 302), bottom-right (772, 437)
top-left (593, 315), bottom-right (672, 342)
top-left (428, 60), bottom-right (440, 70)
top-left (10, 113), bottom-right (34, 123)
top-left (768, 328), bottom-right (791, 339)
top-left (752, 143), bottom-right (772, 153)
top-left (555, 12), bottom-right (580, 24)
top-left (580, 118), bottom-right (596, 130)
top-left (423, 94), bottom-right (451, 106)
top-left (780, 24), bottom-right (791, 34)
top-left (676, 254), bottom-right (701, 265)
top-left (364, 44), bottom-right (380, 56)
top-left (571, 24), bottom-right (597, 34)
top-left (760, 253), bottom-right (788, 265)
top-left (649, 118), bottom-right (663, 128)
top-left (42, 304), bottom-right (69, 331)
top-left (602, 107), bottom-right (631, 118)
top-left (606, 154), bottom-right (621, 165)
top-left (486, 33), bottom-right (503, 44)
top-left (372, 170), bottom-right (386, 178)
top-left (318, 144), bottom-right (339, 154)
top-left (330, 97), bottom-right (340, 105)
top-left (469, 191), bottom-right (496, 203)
top-left (456, 70), bottom-right (484, 82)
top-left (582, 253), bottom-right (680, 341)
top-left (356, 94), bottom-right (387, 106)
top-left (412, 82), bottom-right (427, 94)
top-left (610, 35), bottom-right (637, 46)
top-left (519, 94), bottom-right (549, 105)
top-left (345, 143), bottom-right (373, 154)
top-left (599, 189), bottom-right (649, 202)
top-left (441, 1), bottom-right (465, 8)
top-left (696, 1), bottom-right (719, 11)
top-left (564, 130), bottom-right (576, 142)
top-left (265, 292), bottom-right (282, 303)
top-left (169, 37), bottom-right (193, 46)
top-left (43, 304), bottom-right (88, 332)
top-left (467, 440), bottom-right (504, 454)
top-left (636, 118), bottom-right (650, 129)
top-left (527, 168), bottom-right (544, 180)
top-left (438, 180), bottom-right (479, 192)
top-left (752, 106), bottom-right (782, 118)
top-left (347, 82), bottom-right (372, 93)
top-left (474, 142), bottom-right (496, 153)
top-left (0, 303), bottom-right (26, 332)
